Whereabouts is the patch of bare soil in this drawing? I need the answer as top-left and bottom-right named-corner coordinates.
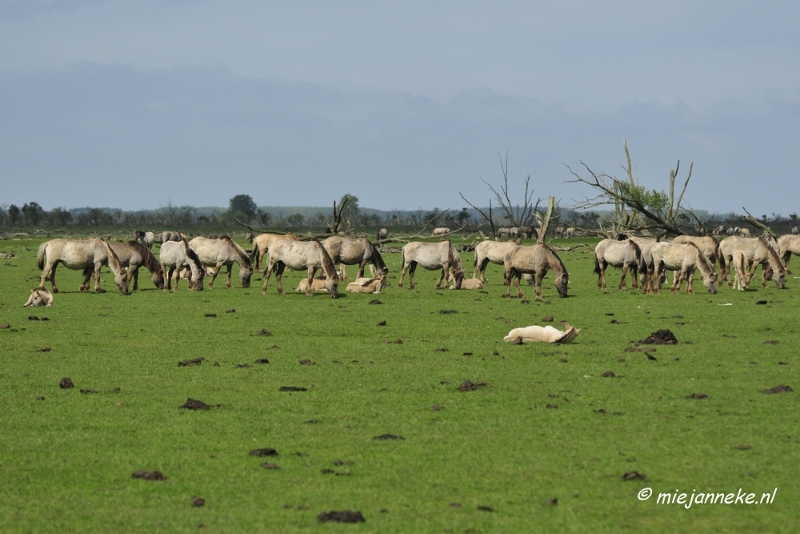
top-left (734, 444), bottom-right (752, 450)
top-left (180, 398), bottom-right (212, 410)
top-left (132, 470), bottom-right (168, 481)
top-left (299, 359), bottom-right (315, 366)
top-left (249, 448), bottom-right (278, 457)
top-left (204, 313), bottom-right (216, 318)
top-left (317, 511), bottom-right (365, 523)
top-left (260, 462), bottom-right (280, 470)
top-left (178, 358), bottom-right (204, 367)
top-left (543, 498), bottom-right (558, 506)
top-left (381, 339), bottom-right (403, 344)
top-left (255, 329), bottom-right (272, 336)
top-left (761, 385), bottom-right (793, 394)
top-left (377, 320), bottom-right (386, 326)
top-left (254, 358), bottom-right (270, 364)
top-left (541, 315), bottom-right (554, 322)
top-left (369, 299), bottom-right (382, 305)
top-left (439, 309), bottom-right (458, 314)
top-left (373, 434), bottom-right (405, 440)
top-left (601, 371), bottom-right (616, 378)
top-left (622, 471), bottom-right (648, 481)
top-left (688, 392), bottom-right (708, 399)
top-left (235, 363), bottom-right (252, 368)
top-left (80, 389), bottom-right (98, 394)
top-left (477, 505), bottom-right (495, 512)
top-left (0, 323), bottom-right (10, 329)
top-left (434, 348), bottom-right (448, 352)
top-left (37, 347), bottom-right (51, 352)
top-left (641, 329), bottom-right (678, 345)
top-left (280, 386), bottom-right (307, 392)
top-left (59, 377), bottom-right (74, 389)
top-left (458, 379), bottom-right (488, 391)
top-left (192, 497), bottom-right (205, 507)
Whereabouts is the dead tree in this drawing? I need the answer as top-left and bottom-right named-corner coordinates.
top-left (566, 140), bottom-right (702, 237)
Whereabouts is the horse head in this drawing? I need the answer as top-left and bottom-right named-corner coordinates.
top-left (324, 275), bottom-right (339, 298)
top-left (239, 265), bottom-right (252, 288)
top-left (114, 268), bottom-right (130, 295)
top-left (702, 272), bottom-right (718, 294)
top-left (555, 272), bottom-right (569, 298)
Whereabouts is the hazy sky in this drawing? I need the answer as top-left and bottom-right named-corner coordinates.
top-left (2, 1), bottom-right (799, 216)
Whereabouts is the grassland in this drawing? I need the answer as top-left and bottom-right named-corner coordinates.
top-left (0, 234), bottom-right (798, 533)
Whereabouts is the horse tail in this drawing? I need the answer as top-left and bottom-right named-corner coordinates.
top-left (37, 241), bottom-right (48, 270)
top-left (711, 236), bottom-right (726, 273)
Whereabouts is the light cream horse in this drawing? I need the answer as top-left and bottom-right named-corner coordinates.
top-left (24, 288), bottom-right (54, 307)
top-left (250, 232), bottom-right (300, 272)
top-left (188, 235), bottom-right (253, 288)
top-left (627, 236), bottom-right (659, 293)
top-left (37, 238), bottom-right (129, 294)
top-left (732, 250), bottom-right (750, 291)
top-left (346, 273), bottom-right (387, 294)
top-left (777, 234), bottom-right (800, 274)
top-left (322, 236), bottom-right (388, 280)
top-left (262, 239), bottom-right (339, 297)
top-left (503, 244), bottom-right (569, 300)
top-left (672, 235), bottom-right (726, 282)
top-left (398, 241), bottom-right (464, 290)
top-left (109, 241), bottom-right (165, 291)
top-left (593, 239), bottom-right (642, 290)
top-left (719, 236), bottom-right (786, 289)
top-left (159, 239), bottom-right (205, 291)
top-left (650, 242), bottom-right (717, 294)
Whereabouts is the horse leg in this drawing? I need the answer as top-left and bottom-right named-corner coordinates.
top-left (398, 262), bottom-right (407, 288)
top-left (275, 263), bottom-right (286, 295)
top-left (93, 262), bottom-right (105, 293)
top-left (407, 262), bottom-right (417, 289)
top-left (166, 266), bottom-right (175, 291)
top-left (597, 261), bottom-right (606, 290)
top-left (685, 269), bottom-right (695, 294)
top-left (784, 252), bottom-right (793, 275)
top-left (261, 258), bottom-right (276, 294)
top-left (653, 264), bottom-right (663, 294)
top-left (533, 272), bottom-right (543, 300)
top-left (630, 265), bottom-right (639, 289)
top-left (79, 266), bottom-right (92, 293)
top-left (618, 265), bottom-right (628, 290)
top-left (435, 264), bottom-right (447, 289)
top-left (41, 261), bottom-right (59, 293)
top-left (225, 264), bottom-right (232, 289)
top-left (304, 267), bottom-right (315, 297)
top-left (339, 263), bottom-right (348, 281)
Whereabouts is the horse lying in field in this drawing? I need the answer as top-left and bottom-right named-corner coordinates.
top-left (720, 235), bottom-right (785, 289)
top-left (503, 244), bottom-right (569, 300)
top-left (188, 235), bottom-right (253, 288)
top-left (110, 241), bottom-right (165, 291)
top-left (294, 277), bottom-right (330, 293)
top-left (322, 236), bottom-right (388, 281)
top-left (593, 238), bottom-right (642, 290)
top-left (37, 238), bottom-right (129, 294)
top-left (398, 241), bottom-right (464, 290)
top-left (503, 323), bottom-right (580, 344)
top-left (159, 239), bottom-right (205, 291)
top-left (346, 274), bottom-right (387, 294)
top-left (651, 242), bottom-right (717, 294)
top-left (23, 288), bottom-right (53, 307)
top-left (451, 277), bottom-right (484, 290)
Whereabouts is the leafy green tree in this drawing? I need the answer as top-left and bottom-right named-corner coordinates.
top-left (228, 194), bottom-right (258, 221)
top-left (8, 204), bottom-right (20, 226)
top-left (21, 202), bottom-right (45, 225)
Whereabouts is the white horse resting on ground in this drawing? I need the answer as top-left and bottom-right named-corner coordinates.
top-left (398, 241), bottom-right (464, 290)
top-left (346, 274), bottom-right (387, 294)
top-left (159, 239), bottom-right (205, 291)
top-left (650, 242), bottom-right (717, 294)
top-left (503, 324), bottom-right (580, 344)
top-left (732, 250), bottom-right (750, 291)
top-left (451, 277), bottom-right (484, 290)
top-left (24, 288), bottom-right (53, 307)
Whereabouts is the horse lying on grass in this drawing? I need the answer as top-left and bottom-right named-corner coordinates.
top-left (346, 275), bottom-right (387, 294)
top-left (503, 324), bottom-right (580, 344)
top-left (23, 288), bottom-right (53, 307)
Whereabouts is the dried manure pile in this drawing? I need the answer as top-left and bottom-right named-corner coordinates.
top-left (0, 236), bottom-right (797, 532)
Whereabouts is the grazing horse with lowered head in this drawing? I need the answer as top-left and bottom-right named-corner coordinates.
top-left (720, 235), bottom-right (786, 289)
top-left (651, 242), bottom-right (717, 294)
top-left (251, 232), bottom-right (300, 272)
top-left (188, 235), bottom-right (253, 288)
top-left (672, 235), bottom-right (726, 282)
top-left (778, 234), bottom-right (800, 274)
top-left (503, 244), bottom-right (569, 300)
top-left (262, 239), bottom-right (339, 298)
top-left (37, 238), bottom-right (129, 294)
top-left (593, 238), bottom-right (642, 290)
top-left (398, 240), bottom-right (464, 290)
top-left (322, 236), bottom-right (388, 281)
top-left (159, 239), bottom-right (205, 291)
top-left (109, 241), bottom-right (165, 290)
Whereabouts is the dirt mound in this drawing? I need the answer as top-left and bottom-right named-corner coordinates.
top-left (458, 379), bottom-right (488, 391)
top-left (641, 329), bottom-right (677, 345)
top-left (180, 398), bottom-right (212, 410)
top-left (59, 377), bottom-right (74, 389)
top-left (317, 510), bottom-right (365, 523)
top-left (249, 448), bottom-right (278, 457)
top-left (761, 384), bottom-right (793, 394)
top-left (132, 470), bottom-right (168, 481)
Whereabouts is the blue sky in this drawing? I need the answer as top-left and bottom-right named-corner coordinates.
top-left (1, 1), bottom-right (799, 216)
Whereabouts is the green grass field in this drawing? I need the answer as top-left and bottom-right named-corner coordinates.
top-left (1, 235), bottom-right (798, 533)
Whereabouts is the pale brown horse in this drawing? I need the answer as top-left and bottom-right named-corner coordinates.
top-left (777, 234), bottom-right (800, 274)
top-left (188, 235), bottom-right (253, 288)
top-left (593, 238), bottom-right (642, 290)
top-left (627, 236), bottom-right (659, 293)
top-left (37, 238), bottom-right (129, 294)
top-left (398, 241), bottom-right (464, 290)
top-left (322, 236), bottom-right (388, 280)
top-left (262, 239), bottom-right (339, 297)
top-left (251, 232), bottom-right (300, 272)
top-left (503, 244), bottom-right (569, 300)
top-left (110, 241), bottom-right (165, 290)
top-left (159, 239), bottom-right (205, 291)
top-left (650, 242), bottom-right (717, 294)
top-left (672, 235), bottom-right (726, 282)
top-left (719, 236), bottom-right (786, 289)
top-left (473, 241), bottom-right (520, 283)
top-left (732, 250), bottom-right (750, 291)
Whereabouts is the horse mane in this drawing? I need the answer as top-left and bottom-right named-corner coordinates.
top-left (447, 242), bottom-right (464, 272)
top-left (708, 235), bottom-right (726, 271)
top-left (220, 235), bottom-right (252, 268)
top-left (759, 235), bottom-right (784, 269)
top-left (368, 240), bottom-right (388, 272)
top-left (541, 243), bottom-right (568, 276)
top-left (311, 239), bottom-right (339, 280)
top-left (182, 239), bottom-right (204, 273)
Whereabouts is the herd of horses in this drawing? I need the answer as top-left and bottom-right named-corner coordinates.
top-left (30, 228), bottom-right (800, 304)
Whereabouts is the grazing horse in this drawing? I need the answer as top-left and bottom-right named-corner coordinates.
top-left (503, 244), bottom-right (569, 300)
top-left (398, 241), bottom-right (464, 290)
top-left (188, 235), bottom-right (253, 288)
top-left (732, 250), bottom-right (750, 291)
top-left (565, 227), bottom-right (575, 239)
top-left (554, 226), bottom-right (564, 238)
top-left (262, 239), bottom-right (339, 298)
top-left (518, 225), bottom-right (536, 239)
top-left (156, 231), bottom-right (182, 245)
top-left (431, 227), bottom-right (451, 237)
top-left (159, 239), bottom-right (205, 291)
top-left (777, 234), bottom-right (800, 274)
top-left (626, 236), bottom-right (660, 293)
top-left (135, 230), bottom-right (156, 249)
top-left (672, 235), bottom-right (726, 277)
top-left (720, 236), bottom-right (786, 289)
top-left (651, 242), bottom-right (717, 294)
top-left (109, 241), bottom-right (165, 290)
top-left (251, 232), bottom-right (300, 272)
top-left (377, 228), bottom-right (389, 243)
top-left (37, 238), bottom-right (129, 294)
top-left (473, 240), bottom-right (523, 283)
top-left (593, 239), bottom-right (642, 290)
top-left (322, 236), bottom-right (388, 280)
